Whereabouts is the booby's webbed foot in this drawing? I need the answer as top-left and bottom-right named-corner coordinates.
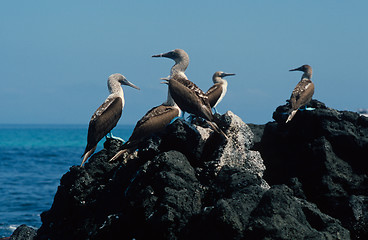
top-left (169, 116), bottom-right (181, 125)
top-left (298, 106), bottom-right (315, 111)
top-left (186, 114), bottom-right (196, 123)
top-left (170, 111), bottom-right (186, 123)
top-left (106, 132), bottom-right (125, 143)
top-left (213, 107), bottom-right (219, 114)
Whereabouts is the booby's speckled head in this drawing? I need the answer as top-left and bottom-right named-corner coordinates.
top-left (152, 49), bottom-right (189, 78)
top-left (108, 73), bottom-right (140, 93)
top-left (289, 65), bottom-right (312, 73)
top-left (218, 71), bottom-right (235, 78)
top-left (212, 71), bottom-right (235, 83)
top-left (152, 49), bottom-right (189, 63)
top-left (289, 64), bottom-right (313, 79)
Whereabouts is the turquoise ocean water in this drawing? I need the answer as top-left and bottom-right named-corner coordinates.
top-left (0, 124), bottom-right (134, 237)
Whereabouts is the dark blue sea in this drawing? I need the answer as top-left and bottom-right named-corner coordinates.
top-left (0, 124), bottom-right (134, 237)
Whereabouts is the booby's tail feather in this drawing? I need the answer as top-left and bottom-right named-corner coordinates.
top-left (80, 145), bottom-right (97, 167)
top-left (109, 140), bottom-right (140, 162)
top-left (286, 109), bottom-right (298, 123)
top-left (109, 149), bottom-right (128, 162)
top-left (206, 120), bottom-right (228, 139)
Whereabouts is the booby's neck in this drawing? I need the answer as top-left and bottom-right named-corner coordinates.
top-left (108, 78), bottom-right (123, 94)
top-left (170, 55), bottom-right (189, 79)
top-left (301, 70), bottom-right (312, 81)
top-left (213, 76), bottom-right (228, 85)
top-left (107, 78), bottom-right (125, 108)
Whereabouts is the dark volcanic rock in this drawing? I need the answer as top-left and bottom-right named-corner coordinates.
top-left (10, 224), bottom-right (36, 240)
top-left (32, 105), bottom-right (368, 239)
top-left (35, 111), bottom-right (269, 240)
top-left (122, 150), bottom-right (203, 239)
top-left (256, 99), bottom-right (368, 239)
top-left (245, 185), bottom-right (349, 240)
top-left (183, 166), bottom-right (268, 240)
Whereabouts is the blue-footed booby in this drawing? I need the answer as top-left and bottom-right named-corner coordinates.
top-left (205, 71), bottom-right (235, 113)
top-left (286, 64), bottom-right (314, 123)
top-left (81, 73), bottom-right (140, 166)
top-left (153, 49), bottom-right (227, 138)
top-left (109, 84), bottom-right (181, 162)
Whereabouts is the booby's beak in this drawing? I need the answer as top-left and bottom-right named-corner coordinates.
top-left (122, 80), bottom-right (140, 90)
top-left (152, 53), bottom-right (163, 58)
top-left (222, 73), bottom-right (236, 77)
top-left (289, 66), bottom-right (303, 72)
top-left (152, 50), bottom-right (175, 59)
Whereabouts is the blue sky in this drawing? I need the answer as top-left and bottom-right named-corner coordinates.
top-left (1, 1), bottom-right (367, 125)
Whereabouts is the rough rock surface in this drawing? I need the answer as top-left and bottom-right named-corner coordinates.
top-left (11, 103), bottom-right (368, 239)
top-left (9, 225), bottom-right (36, 240)
top-left (251, 99), bottom-right (368, 240)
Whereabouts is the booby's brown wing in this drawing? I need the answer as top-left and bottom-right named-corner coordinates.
top-left (175, 76), bottom-right (209, 102)
top-left (169, 77), bottom-right (213, 121)
top-left (83, 97), bottom-right (123, 156)
top-left (205, 83), bottom-right (223, 108)
top-left (110, 105), bottom-right (180, 162)
top-left (127, 105), bottom-right (179, 143)
top-left (290, 79), bottom-right (315, 111)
